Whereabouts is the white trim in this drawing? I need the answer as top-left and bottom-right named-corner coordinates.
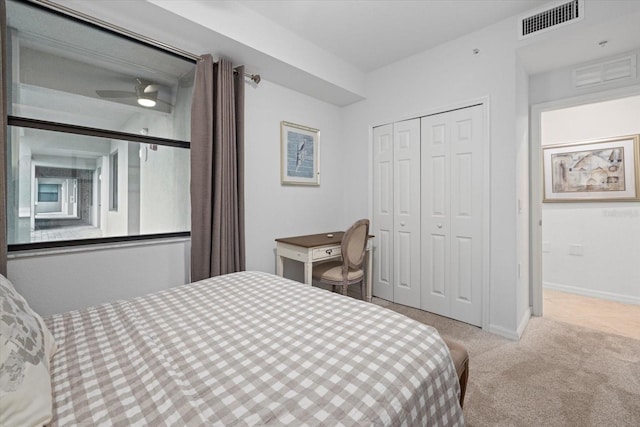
top-left (481, 97), bottom-right (492, 332)
top-left (488, 323), bottom-right (521, 341)
top-left (367, 124), bottom-right (374, 236)
top-left (369, 96), bottom-right (490, 130)
top-left (517, 307), bottom-right (532, 338)
top-left (7, 236), bottom-right (191, 259)
top-left (488, 305), bottom-right (530, 341)
top-left (544, 282), bottom-right (640, 306)
top-left (529, 84), bottom-right (640, 317)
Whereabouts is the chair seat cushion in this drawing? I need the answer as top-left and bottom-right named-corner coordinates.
top-left (312, 260), bottom-right (364, 283)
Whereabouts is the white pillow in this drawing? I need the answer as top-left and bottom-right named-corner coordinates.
top-left (0, 274), bottom-right (57, 427)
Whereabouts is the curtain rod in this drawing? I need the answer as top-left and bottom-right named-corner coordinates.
top-left (30, 0), bottom-right (261, 84)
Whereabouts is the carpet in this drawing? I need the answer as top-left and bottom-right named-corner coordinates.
top-left (374, 299), bottom-right (640, 427)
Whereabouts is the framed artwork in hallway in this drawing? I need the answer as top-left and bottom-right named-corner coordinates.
top-left (543, 134), bottom-right (640, 202)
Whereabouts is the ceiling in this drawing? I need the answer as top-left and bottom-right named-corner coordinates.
top-left (237, 0), bottom-right (549, 73)
top-left (53, 0), bottom-right (640, 106)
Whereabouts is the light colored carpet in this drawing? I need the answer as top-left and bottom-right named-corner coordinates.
top-left (372, 298), bottom-right (640, 427)
top-left (544, 289), bottom-right (640, 341)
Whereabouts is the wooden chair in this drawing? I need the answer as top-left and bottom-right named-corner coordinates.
top-left (312, 219), bottom-right (369, 299)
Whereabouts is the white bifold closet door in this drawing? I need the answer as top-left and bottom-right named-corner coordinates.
top-left (372, 124), bottom-right (394, 302)
top-left (372, 119), bottom-right (421, 308)
top-left (392, 119), bottom-right (421, 307)
top-left (420, 105), bottom-right (483, 326)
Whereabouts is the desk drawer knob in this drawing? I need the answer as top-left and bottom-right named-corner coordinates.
top-left (326, 249), bottom-right (333, 255)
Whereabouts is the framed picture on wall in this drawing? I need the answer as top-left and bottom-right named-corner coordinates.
top-left (281, 121), bottom-right (320, 185)
top-left (543, 134), bottom-right (640, 202)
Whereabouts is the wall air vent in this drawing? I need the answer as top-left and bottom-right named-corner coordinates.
top-left (572, 55), bottom-right (637, 89)
top-left (519, 0), bottom-right (583, 39)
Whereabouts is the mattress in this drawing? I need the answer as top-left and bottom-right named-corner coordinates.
top-left (44, 271), bottom-right (464, 426)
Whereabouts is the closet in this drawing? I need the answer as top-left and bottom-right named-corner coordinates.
top-left (372, 104), bottom-right (484, 327)
top-left (372, 119), bottom-right (421, 308)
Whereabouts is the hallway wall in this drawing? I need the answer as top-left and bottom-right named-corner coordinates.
top-left (541, 95), bottom-right (640, 305)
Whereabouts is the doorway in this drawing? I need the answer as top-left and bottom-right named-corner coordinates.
top-left (531, 91), bottom-right (640, 340)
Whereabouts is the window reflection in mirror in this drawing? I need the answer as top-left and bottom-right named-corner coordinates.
top-left (4, 0), bottom-right (194, 248)
top-left (7, 126), bottom-right (190, 245)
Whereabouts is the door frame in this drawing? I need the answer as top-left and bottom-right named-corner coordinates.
top-left (369, 96), bottom-right (491, 331)
top-left (530, 85), bottom-right (640, 316)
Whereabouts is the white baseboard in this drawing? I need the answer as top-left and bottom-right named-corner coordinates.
top-left (488, 324), bottom-right (520, 341)
top-left (543, 281), bottom-right (640, 306)
top-left (488, 307), bottom-right (532, 341)
top-left (517, 307), bottom-right (531, 338)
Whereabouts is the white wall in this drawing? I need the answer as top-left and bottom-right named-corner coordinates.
top-left (515, 56), bottom-right (531, 335)
top-left (105, 140), bottom-right (128, 236)
top-left (172, 71), bottom-right (194, 141)
top-left (139, 144), bottom-right (190, 234)
top-left (17, 142), bottom-right (31, 219)
top-left (541, 95), bottom-right (640, 305)
top-left (342, 17), bottom-right (524, 338)
top-left (120, 112), bottom-right (190, 235)
top-left (7, 239), bottom-right (190, 316)
top-left (244, 80), bottom-right (349, 280)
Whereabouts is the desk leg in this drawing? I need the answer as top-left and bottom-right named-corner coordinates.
top-left (276, 254), bottom-right (284, 277)
top-left (366, 248), bottom-right (373, 302)
top-left (304, 262), bottom-right (313, 285)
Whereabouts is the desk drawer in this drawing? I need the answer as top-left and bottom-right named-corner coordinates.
top-left (312, 246), bottom-right (341, 260)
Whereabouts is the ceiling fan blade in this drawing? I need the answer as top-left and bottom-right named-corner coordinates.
top-left (96, 90), bottom-right (136, 98)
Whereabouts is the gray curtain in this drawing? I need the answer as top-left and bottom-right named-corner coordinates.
top-left (0, 0), bottom-right (7, 277)
top-left (190, 55), bottom-right (245, 281)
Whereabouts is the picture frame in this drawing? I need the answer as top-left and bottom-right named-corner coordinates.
top-left (542, 134), bottom-right (640, 202)
top-left (281, 121), bottom-right (320, 186)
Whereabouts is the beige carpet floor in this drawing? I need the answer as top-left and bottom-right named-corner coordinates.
top-left (544, 289), bottom-right (640, 341)
top-left (372, 298), bottom-right (640, 427)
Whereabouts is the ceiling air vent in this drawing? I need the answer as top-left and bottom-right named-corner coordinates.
top-left (519, 0), bottom-right (583, 39)
top-left (573, 55), bottom-right (637, 89)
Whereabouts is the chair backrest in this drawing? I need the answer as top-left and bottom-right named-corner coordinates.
top-left (341, 219), bottom-right (369, 270)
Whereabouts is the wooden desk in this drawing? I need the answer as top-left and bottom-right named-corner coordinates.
top-left (275, 232), bottom-right (373, 302)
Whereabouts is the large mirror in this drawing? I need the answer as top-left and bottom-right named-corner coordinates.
top-left (5, 0), bottom-right (194, 246)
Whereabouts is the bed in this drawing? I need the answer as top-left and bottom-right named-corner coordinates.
top-left (1, 271), bottom-right (465, 426)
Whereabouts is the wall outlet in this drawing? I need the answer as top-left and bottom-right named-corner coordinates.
top-left (568, 244), bottom-right (584, 256)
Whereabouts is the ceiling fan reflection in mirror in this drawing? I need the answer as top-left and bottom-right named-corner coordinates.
top-left (96, 78), bottom-right (170, 108)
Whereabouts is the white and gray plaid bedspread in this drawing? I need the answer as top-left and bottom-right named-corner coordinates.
top-left (44, 271), bottom-right (463, 426)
